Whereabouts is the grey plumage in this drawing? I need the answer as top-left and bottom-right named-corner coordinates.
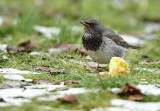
top-left (80, 19), bottom-right (140, 64)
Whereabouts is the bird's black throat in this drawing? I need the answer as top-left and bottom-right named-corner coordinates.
top-left (82, 33), bottom-right (102, 51)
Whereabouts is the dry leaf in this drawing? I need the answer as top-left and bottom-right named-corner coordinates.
top-left (143, 17), bottom-right (160, 23)
top-left (139, 55), bottom-right (152, 62)
top-left (75, 47), bottom-right (88, 56)
top-left (7, 40), bottom-right (37, 54)
top-left (117, 83), bottom-right (146, 101)
top-left (36, 79), bottom-right (58, 85)
top-left (32, 65), bottom-right (65, 74)
top-left (58, 94), bottom-right (78, 103)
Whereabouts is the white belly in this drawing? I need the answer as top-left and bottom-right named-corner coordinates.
top-left (86, 37), bottom-right (126, 64)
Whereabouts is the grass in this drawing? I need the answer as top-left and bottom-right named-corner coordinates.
top-left (0, 0), bottom-right (160, 110)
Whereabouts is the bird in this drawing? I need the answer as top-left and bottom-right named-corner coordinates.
top-left (80, 19), bottom-right (140, 65)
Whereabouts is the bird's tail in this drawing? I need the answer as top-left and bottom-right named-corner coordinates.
top-left (129, 45), bottom-right (141, 49)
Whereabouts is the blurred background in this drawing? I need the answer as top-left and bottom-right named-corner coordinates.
top-left (0, 1), bottom-right (160, 110)
top-left (0, 0), bottom-right (160, 50)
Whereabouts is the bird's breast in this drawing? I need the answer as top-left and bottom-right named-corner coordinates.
top-left (82, 33), bottom-right (102, 51)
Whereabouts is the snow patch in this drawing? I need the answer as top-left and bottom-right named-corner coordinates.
top-left (70, 59), bottom-right (107, 67)
top-left (108, 88), bottom-right (120, 92)
top-left (3, 75), bottom-right (32, 82)
top-left (38, 88), bottom-right (97, 101)
top-left (71, 25), bottom-right (82, 32)
top-left (29, 51), bottom-right (50, 56)
top-left (120, 34), bottom-right (145, 45)
top-left (111, 99), bottom-right (160, 111)
top-left (144, 22), bottom-right (160, 34)
top-left (0, 16), bottom-right (2, 26)
top-left (33, 25), bottom-right (60, 38)
top-left (0, 44), bottom-right (7, 52)
top-left (137, 84), bottom-right (160, 96)
top-left (139, 60), bottom-right (160, 65)
top-left (135, 67), bottom-right (160, 73)
top-left (0, 88), bottom-right (47, 98)
top-left (91, 107), bottom-right (130, 111)
top-left (2, 55), bottom-right (9, 60)
top-left (26, 84), bottom-right (65, 92)
top-left (0, 68), bottom-right (39, 74)
top-left (1, 97), bottom-right (30, 106)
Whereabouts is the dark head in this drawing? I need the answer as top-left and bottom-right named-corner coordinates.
top-left (80, 19), bottom-right (103, 34)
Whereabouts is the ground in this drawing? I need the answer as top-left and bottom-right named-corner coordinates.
top-left (0, 0), bottom-right (160, 111)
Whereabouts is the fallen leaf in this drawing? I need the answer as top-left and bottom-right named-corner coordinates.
top-left (36, 79), bottom-right (58, 85)
top-left (58, 94), bottom-right (78, 103)
top-left (117, 83), bottom-right (146, 101)
top-left (7, 40), bottom-right (37, 54)
top-left (139, 55), bottom-right (152, 62)
top-left (32, 65), bottom-right (65, 74)
top-left (143, 17), bottom-right (160, 23)
top-left (75, 47), bottom-right (88, 56)
top-left (18, 40), bottom-right (37, 50)
top-left (0, 97), bottom-right (5, 102)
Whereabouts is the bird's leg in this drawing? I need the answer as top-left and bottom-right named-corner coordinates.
top-left (96, 64), bottom-right (105, 90)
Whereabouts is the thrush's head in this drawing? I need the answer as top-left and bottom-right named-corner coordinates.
top-left (80, 19), bottom-right (103, 34)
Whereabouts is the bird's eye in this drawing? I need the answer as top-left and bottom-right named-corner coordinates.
top-left (88, 23), bottom-right (94, 27)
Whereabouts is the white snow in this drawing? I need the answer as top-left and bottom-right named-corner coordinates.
top-left (57, 88), bottom-right (91, 95)
top-left (0, 88), bottom-right (46, 106)
top-left (71, 25), bottom-right (82, 32)
top-left (144, 22), bottom-right (160, 34)
top-left (135, 67), bottom-right (153, 72)
top-left (0, 16), bottom-right (2, 26)
top-left (0, 44), bottom-right (8, 52)
top-left (70, 59), bottom-right (108, 67)
top-left (137, 84), bottom-right (160, 96)
top-left (3, 75), bottom-right (32, 82)
top-left (110, 0), bottom-right (125, 10)
top-left (2, 55), bottom-right (9, 60)
top-left (91, 107), bottom-right (130, 111)
top-left (48, 48), bottom-right (63, 54)
top-left (33, 25), bottom-right (60, 38)
top-left (29, 51), bottom-right (42, 55)
top-left (120, 34), bottom-right (145, 45)
top-left (29, 51), bottom-right (50, 56)
top-left (26, 84), bottom-right (65, 92)
top-left (0, 88), bottom-right (47, 98)
top-left (111, 99), bottom-right (160, 111)
top-left (37, 88), bottom-right (98, 101)
top-left (1, 97), bottom-right (31, 106)
top-left (108, 88), bottom-right (120, 92)
top-left (0, 68), bottom-right (39, 74)
top-left (139, 60), bottom-right (160, 65)
top-left (0, 102), bottom-right (11, 107)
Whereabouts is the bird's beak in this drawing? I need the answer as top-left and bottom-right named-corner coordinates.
top-left (80, 21), bottom-right (90, 27)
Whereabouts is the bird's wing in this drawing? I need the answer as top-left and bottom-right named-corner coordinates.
top-left (102, 27), bottom-right (140, 49)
